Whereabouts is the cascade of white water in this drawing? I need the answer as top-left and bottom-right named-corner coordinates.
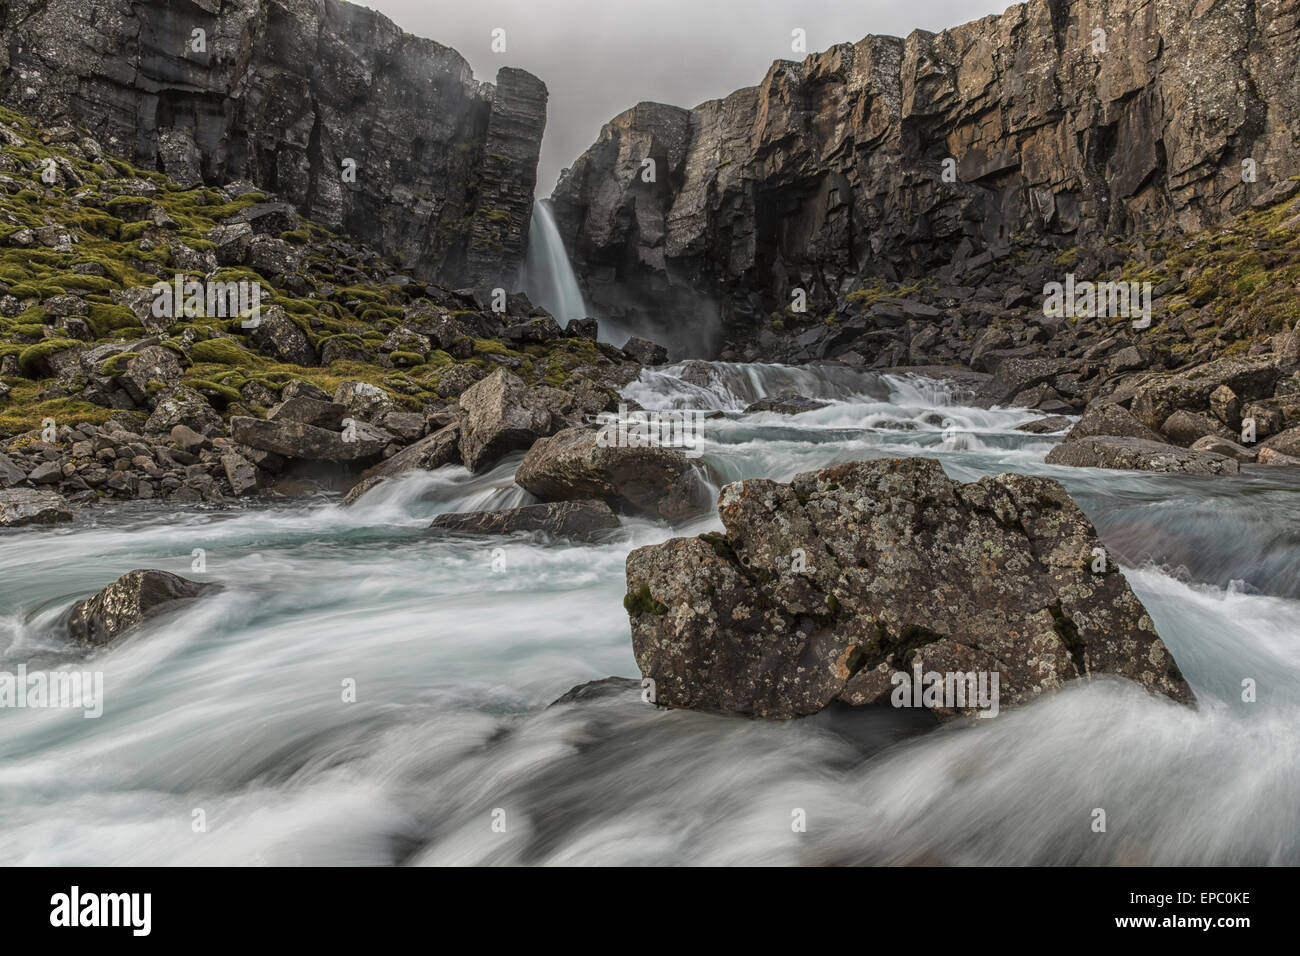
top-left (524, 198), bottom-right (588, 325)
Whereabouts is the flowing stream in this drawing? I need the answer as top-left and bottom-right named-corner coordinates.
top-left (1, 363), bottom-right (1297, 865)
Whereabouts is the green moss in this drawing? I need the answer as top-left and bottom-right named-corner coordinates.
top-left (623, 584), bottom-right (668, 617)
top-left (99, 351), bottom-right (140, 377)
top-left (0, 393), bottom-right (114, 433)
top-left (189, 337), bottom-right (257, 365)
top-left (86, 303), bottom-right (141, 337)
top-left (17, 337), bottom-right (80, 376)
top-left (185, 379), bottom-right (243, 406)
top-left (387, 350), bottom-right (425, 367)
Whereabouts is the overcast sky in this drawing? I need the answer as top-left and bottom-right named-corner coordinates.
top-left (361, 1), bottom-right (1010, 195)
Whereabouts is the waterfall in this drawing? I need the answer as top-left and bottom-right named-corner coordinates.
top-left (524, 198), bottom-right (588, 326)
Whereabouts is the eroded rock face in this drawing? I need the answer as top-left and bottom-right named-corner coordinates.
top-left (0, 0), bottom-right (546, 287)
top-left (624, 457), bottom-right (1192, 719)
top-left (552, 0), bottom-right (1300, 343)
top-left (65, 570), bottom-right (220, 647)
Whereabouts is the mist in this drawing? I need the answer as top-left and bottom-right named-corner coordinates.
top-left (360, 0), bottom-right (1011, 196)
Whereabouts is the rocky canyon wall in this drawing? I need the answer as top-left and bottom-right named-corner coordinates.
top-left (550, 0), bottom-right (1300, 347)
top-left (0, 0), bottom-right (547, 288)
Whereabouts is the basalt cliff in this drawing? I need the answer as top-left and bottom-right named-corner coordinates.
top-left (550, 0), bottom-right (1300, 350)
top-left (0, 0), bottom-right (547, 288)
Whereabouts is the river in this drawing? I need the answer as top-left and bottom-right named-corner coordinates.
top-left (1, 363), bottom-right (1296, 865)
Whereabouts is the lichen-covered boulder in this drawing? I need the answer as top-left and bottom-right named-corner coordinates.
top-left (624, 457), bottom-right (1192, 720)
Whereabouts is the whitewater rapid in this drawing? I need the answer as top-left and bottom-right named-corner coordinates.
top-left (1, 363), bottom-right (1296, 865)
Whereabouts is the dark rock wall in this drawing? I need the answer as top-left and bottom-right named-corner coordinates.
top-left (551, 0), bottom-right (1300, 346)
top-left (0, 0), bottom-right (547, 287)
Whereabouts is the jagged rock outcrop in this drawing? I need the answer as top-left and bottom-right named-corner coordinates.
top-left (0, 0), bottom-right (546, 287)
top-left (552, 0), bottom-right (1300, 346)
top-left (624, 457), bottom-right (1194, 719)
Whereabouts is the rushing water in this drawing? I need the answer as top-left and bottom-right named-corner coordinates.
top-left (523, 199), bottom-right (588, 327)
top-left (1, 363), bottom-right (1297, 865)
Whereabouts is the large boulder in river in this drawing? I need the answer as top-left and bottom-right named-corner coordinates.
top-left (624, 457), bottom-right (1192, 720)
top-left (431, 499), bottom-right (620, 542)
top-left (457, 368), bottom-right (561, 472)
top-left (516, 426), bottom-right (708, 520)
top-left (1045, 436), bottom-right (1239, 475)
top-left (65, 570), bottom-right (220, 647)
top-left (0, 488), bottom-right (73, 527)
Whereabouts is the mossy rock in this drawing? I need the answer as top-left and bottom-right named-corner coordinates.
top-left (17, 337), bottom-right (81, 376)
top-left (99, 351), bottom-right (140, 377)
top-left (86, 303), bottom-right (141, 337)
top-left (189, 337), bottom-right (257, 365)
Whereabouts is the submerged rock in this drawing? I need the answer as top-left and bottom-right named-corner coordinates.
top-left (1045, 436), bottom-right (1239, 475)
top-left (549, 676), bottom-right (642, 707)
top-left (623, 457), bottom-right (1192, 720)
top-left (65, 570), bottom-right (221, 647)
top-left (0, 488), bottom-right (73, 527)
top-left (516, 426), bottom-right (708, 520)
top-left (431, 499), bottom-right (620, 541)
top-left (743, 393), bottom-right (830, 415)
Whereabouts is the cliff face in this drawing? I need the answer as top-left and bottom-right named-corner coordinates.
top-left (551, 0), bottom-right (1300, 347)
top-left (0, 0), bottom-right (546, 288)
